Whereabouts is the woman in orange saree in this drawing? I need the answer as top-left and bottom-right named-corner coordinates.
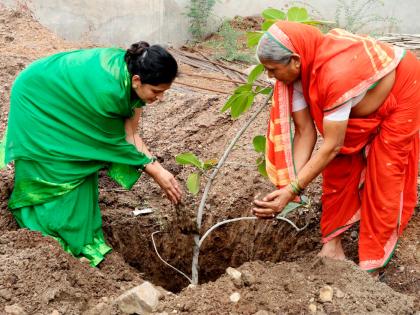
top-left (252, 21), bottom-right (419, 272)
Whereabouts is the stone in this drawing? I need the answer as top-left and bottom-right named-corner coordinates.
top-left (0, 288), bottom-right (12, 301)
top-left (319, 285), bottom-right (334, 303)
top-left (335, 288), bottom-right (345, 298)
top-left (241, 271), bottom-right (256, 287)
top-left (253, 311), bottom-right (273, 315)
top-left (226, 267), bottom-right (242, 280)
top-left (229, 292), bottom-right (241, 303)
top-left (4, 304), bottom-right (27, 315)
top-left (115, 281), bottom-right (162, 314)
top-left (50, 311), bottom-right (60, 315)
top-left (308, 303), bottom-right (317, 314)
top-left (79, 257), bottom-right (90, 265)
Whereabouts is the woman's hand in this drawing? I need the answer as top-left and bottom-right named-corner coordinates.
top-left (145, 162), bottom-right (182, 204)
top-left (252, 187), bottom-right (295, 219)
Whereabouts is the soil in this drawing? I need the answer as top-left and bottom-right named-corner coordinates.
top-left (0, 7), bottom-right (418, 315)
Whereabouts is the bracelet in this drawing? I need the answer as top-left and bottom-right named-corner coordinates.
top-left (289, 179), bottom-right (304, 195)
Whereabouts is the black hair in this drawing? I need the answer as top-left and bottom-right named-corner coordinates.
top-left (124, 41), bottom-right (178, 85)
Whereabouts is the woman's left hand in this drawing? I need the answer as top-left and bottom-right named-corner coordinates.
top-left (252, 187), bottom-right (295, 219)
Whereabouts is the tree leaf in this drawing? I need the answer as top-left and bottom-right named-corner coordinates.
top-left (262, 19), bottom-right (275, 31)
top-left (187, 172), bottom-right (201, 195)
top-left (277, 201), bottom-right (301, 218)
top-left (262, 8), bottom-right (287, 21)
top-left (231, 93), bottom-right (255, 119)
top-left (247, 64), bottom-right (265, 84)
top-left (257, 87), bottom-right (273, 95)
top-left (221, 84), bottom-right (252, 113)
top-left (257, 159), bottom-right (268, 178)
top-left (246, 31), bottom-right (263, 47)
top-left (175, 153), bottom-right (203, 169)
top-left (287, 7), bottom-right (309, 22)
top-left (302, 19), bottom-right (336, 26)
top-left (203, 159), bottom-right (218, 170)
top-left (252, 135), bottom-right (266, 153)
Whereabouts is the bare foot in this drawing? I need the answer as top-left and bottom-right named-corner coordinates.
top-left (317, 236), bottom-right (346, 260)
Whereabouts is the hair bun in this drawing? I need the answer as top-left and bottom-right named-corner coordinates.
top-left (126, 41), bottom-right (150, 57)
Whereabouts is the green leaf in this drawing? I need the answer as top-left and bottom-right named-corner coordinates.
top-left (246, 31), bottom-right (263, 47)
top-left (253, 135), bottom-right (266, 153)
top-left (247, 64), bottom-right (265, 84)
top-left (221, 84), bottom-right (252, 113)
top-left (302, 19), bottom-right (336, 26)
top-left (256, 86), bottom-right (272, 95)
top-left (300, 195), bottom-right (309, 205)
top-left (262, 8), bottom-right (287, 21)
top-left (277, 201), bottom-right (301, 218)
top-left (175, 153), bottom-right (203, 169)
top-left (262, 19), bottom-right (275, 31)
top-left (203, 159), bottom-right (217, 170)
top-left (187, 172), bottom-right (200, 195)
top-left (257, 160), bottom-right (268, 178)
top-left (231, 93), bottom-right (255, 119)
top-left (287, 7), bottom-right (309, 22)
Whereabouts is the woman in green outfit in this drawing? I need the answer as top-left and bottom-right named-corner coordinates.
top-left (1, 41), bottom-right (182, 266)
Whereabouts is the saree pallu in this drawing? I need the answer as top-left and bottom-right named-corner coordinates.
top-left (321, 51), bottom-right (420, 271)
top-left (2, 48), bottom-right (152, 266)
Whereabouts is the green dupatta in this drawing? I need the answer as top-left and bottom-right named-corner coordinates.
top-left (2, 48), bottom-right (152, 209)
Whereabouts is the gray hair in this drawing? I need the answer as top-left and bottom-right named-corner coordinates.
top-left (256, 33), bottom-right (293, 64)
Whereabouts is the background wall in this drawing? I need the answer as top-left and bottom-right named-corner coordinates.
top-left (0, 0), bottom-right (418, 47)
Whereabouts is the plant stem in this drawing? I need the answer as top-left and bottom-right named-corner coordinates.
top-left (191, 91), bottom-right (273, 285)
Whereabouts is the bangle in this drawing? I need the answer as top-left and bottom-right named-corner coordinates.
top-left (289, 179), bottom-right (304, 195)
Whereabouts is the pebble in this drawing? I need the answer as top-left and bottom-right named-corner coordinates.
top-left (241, 271), bottom-right (256, 286)
top-left (226, 267), bottom-right (242, 280)
top-left (308, 303), bottom-right (317, 314)
top-left (229, 292), bottom-right (241, 303)
top-left (319, 285), bottom-right (334, 303)
top-left (335, 288), bottom-right (345, 298)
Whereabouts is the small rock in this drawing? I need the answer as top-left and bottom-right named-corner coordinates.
top-left (241, 271), bottom-right (256, 286)
top-left (309, 297), bottom-right (315, 303)
top-left (335, 288), bottom-right (345, 298)
top-left (253, 311), bottom-right (272, 315)
top-left (0, 288), bottom-right (12, 301)
top-left (4, 304), bottom-right (26, 315)
top-left (226, 267), bottom-right (242, 280)
top-left (397, 266), bottom-right (405, 272)
top-left (229, 292), bottom-right (241, 303)
top-left (50, 310), bottom-right (60, 315)
top-left (319, 285), bottom-right (333, 303)
top-left (115, 281), bottom-right (162, 314)
top-left (308, 303), bottom-right (317, 314)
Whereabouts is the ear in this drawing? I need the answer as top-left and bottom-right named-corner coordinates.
top-left (290, 54), bottom-right (301, 69)
top-left (132, 75), bottom-right (142, 88)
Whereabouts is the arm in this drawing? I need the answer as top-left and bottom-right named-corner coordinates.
top-left (253, 117), bottom-right (348, 218)
top-left (124, 108), bottom-right (182, 204)
top-left (292, 107), bottom-right (317, 172)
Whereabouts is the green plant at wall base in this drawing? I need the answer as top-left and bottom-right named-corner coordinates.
top-left (212, 21), bottom-right (256, 63)
top-left (175, 153), bottom-right (217, 195)
top-left (186, 0), bottom-right (217, 42)
top-left (334, 0), bottom-right (399, 34)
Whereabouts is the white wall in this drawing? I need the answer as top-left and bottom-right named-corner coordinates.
top-left (1, 0), bottom-right (418, 47)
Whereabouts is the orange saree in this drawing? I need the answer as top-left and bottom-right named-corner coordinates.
top-left (265, 21), bottom-right (419, 271)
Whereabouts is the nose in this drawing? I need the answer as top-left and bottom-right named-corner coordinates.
top-left (267, 71), bottom-right (274, 79)
top-left (156, 92), bottom-right (164, 102)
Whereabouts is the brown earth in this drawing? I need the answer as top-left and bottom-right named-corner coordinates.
top-left (0, 7), bottom-right (418, 315)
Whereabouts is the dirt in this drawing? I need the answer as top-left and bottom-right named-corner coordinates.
top-left (0, 7), bottom-right (418, 315)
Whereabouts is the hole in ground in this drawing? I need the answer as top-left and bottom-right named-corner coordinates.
top-left (102, 210), bottom-right (321, 293)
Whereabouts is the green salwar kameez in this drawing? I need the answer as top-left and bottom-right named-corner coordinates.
top-left (1, 48), bottom-right (152, 266)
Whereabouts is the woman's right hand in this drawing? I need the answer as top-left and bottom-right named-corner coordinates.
top-left (144, 161), bottom-right (182, 204)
